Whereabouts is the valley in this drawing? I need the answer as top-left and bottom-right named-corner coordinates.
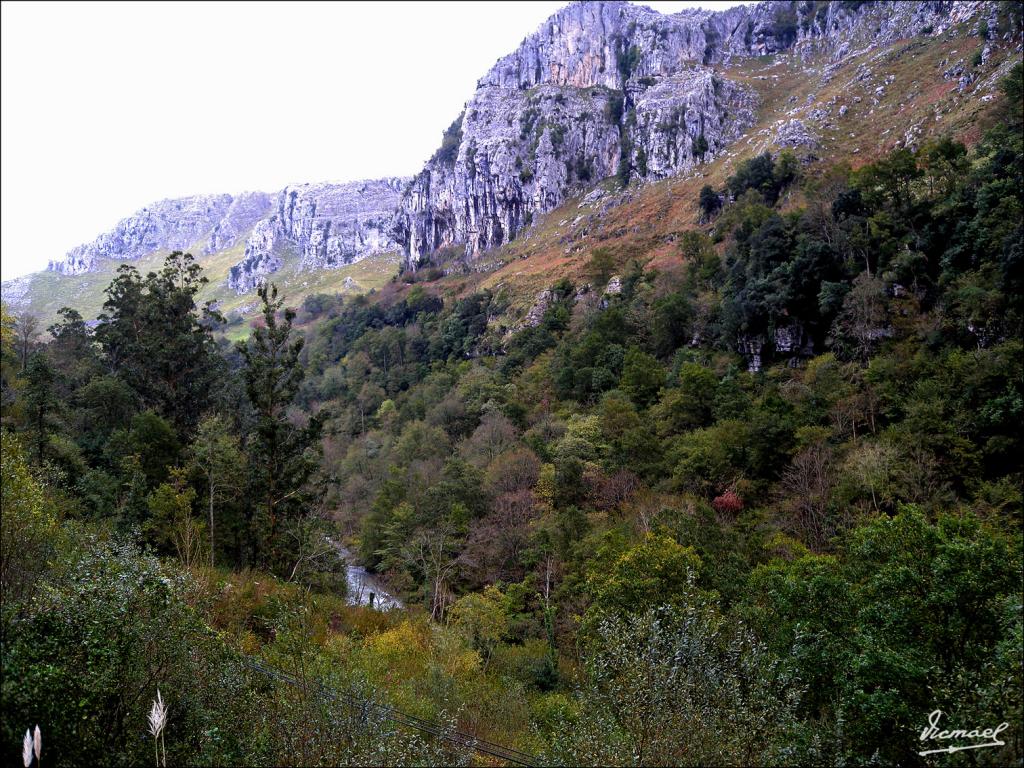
top-left (2, 2), bottom-right (1022, 766)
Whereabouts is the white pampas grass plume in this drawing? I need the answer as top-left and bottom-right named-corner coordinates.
top-left (147, 689), bottom-right (167, 738)
top-left (148, 689), bottom-right (168, 767)
top-left (33, 725), bottom-right (41, 764)
top-left (22, 730), bottom-right (32, 767)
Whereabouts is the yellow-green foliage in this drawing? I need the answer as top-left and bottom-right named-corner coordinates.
top-left (0, 303), bottom-right (19, 421)
top-left (0, 432), bottom-right (58, 604)
top-left (199, 569), bottom-right (558, 754)
top-left (203, 567), bottom-right (351, 649)
top-left (585, 532), bottom-right (702, 623)
top-left (0, 302), bottom-right (15, 361)
top-left (449, 584), bottom-right (510, 668)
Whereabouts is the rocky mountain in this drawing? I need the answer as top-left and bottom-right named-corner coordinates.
top-left (52, 194), bottom-right (237, 275)
top-left (5, 0), bottom-right (1015, 336)
top-left (203, 191), bottom-right (275, 256)
top-left (227, 179), bottom-right (406, 293)
top-left (42, 178), bottom-right (407, 297)
top-left (6, 178), bottom-right (408, 332)
top-left (392, 0), bottom-right (997, 267)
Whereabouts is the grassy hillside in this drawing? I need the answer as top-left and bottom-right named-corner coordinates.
top-left (2, 243), bottom-right (401, 337)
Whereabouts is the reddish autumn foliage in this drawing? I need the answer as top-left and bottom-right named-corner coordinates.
top-left (712, 490), bottom-right (744, 515)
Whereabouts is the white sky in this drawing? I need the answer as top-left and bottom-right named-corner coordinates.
top-left (0, 0), bottom-right (755, 281)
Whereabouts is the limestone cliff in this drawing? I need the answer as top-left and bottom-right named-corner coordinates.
top-left (39, 0), bottom-right (998, 290)
top-left (393, 0), bottom-right (993, 267)
top-left (51, 194), bottom-right (234, 275)
top-left (204, 192), bottom-right (274, 255)
top-left (225, 178), bottom-right (407, 294)
top-left (46, 179), bottom-right (407, 296)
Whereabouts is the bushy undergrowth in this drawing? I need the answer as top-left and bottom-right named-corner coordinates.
top-left (0, 63), bottom-right (1021, 768)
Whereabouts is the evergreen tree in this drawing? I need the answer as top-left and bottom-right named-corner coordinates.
top-left (693, 132), bottom-right (709, 158)
top-left (95, 252), bottom-right (222, 435)
top-left (616, 138), bottom-right (632, 187)
top-left (238, 283), bottom-right (322, 572)
top-left (698, 184), bottom-right (721, 219)
top-left (46, 307), bottom-right (101, 400)
top-left (1000, 61), bottom-right (1022, 131)
top-left (23, 353), bottom-right (55, 465)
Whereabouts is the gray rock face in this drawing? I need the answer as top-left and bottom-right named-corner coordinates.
top-left (51, 194), bottom-right (234, 275)
top-left (774, 119), bottom-right (819, 149)
top-left (47, 179), bottom-right (407, 296)
top-left (394, 0), bottom-right (992, 269)
top-left (631, 69), bottom-right (758, 178)
top-left (801, 0), bottom-right (989, 56)
top-left (226, 178), bottom-right (407, 294)
top-left (0, 274), bottom-right (33, 309)
top-left (524, 289), bottom-right (555, 328)
top-left (393, 84), bottom-right (627, 265)
top-left (394, 2), bottom-right (767, 267)
top-left (227, 218), bottom-right (284, 295)
top-left (394, 66), bottom-right (757, 266)
top-left (204, 192), bottom-right (273, 255)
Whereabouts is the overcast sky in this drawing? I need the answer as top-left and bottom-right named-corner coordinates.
top-left (0, 0), bottom-right (755, 281)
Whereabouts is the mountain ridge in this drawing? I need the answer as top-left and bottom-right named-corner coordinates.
top-left (3, 0), bottom-right (1018, 330)
top-left (391, 0), bottom-right (997, 265)
top-left (46, 177), bottom-right (409, 282)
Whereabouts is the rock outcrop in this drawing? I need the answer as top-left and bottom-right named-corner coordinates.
top-left (47, 180), bottom-right (408, 296)
top-left (392, 1), bottom-right (762, 267)
top-left (203, 191), bottom-right (273, 255)
top-left (0, 274), bottom-right (33, 310)
top-left (51, 194), bottom-right (234, 275)
top-left (227, 218), bottom-right (284, 294)
top-left (226, 178), bottom-right (407, 294)
top-left (393, 0), bottom-right (992, 268)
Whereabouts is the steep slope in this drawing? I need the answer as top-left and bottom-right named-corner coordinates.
top-left (392, 0), bottom-right (999, 267)
top-left (204, 191), bottom-right (276, 255)
top-left (227, 178), bottom-right (406, 293)
top-left (392, 1), bottom-right (1019, 359)
top-left (5, 179), bottom-right (408, 330)
top-left (52, 193), bottom-right (239, 275)
top-left (3, 0), bottom-right (1016, 339)
top-left (1, 243), bottom-right (402, 342)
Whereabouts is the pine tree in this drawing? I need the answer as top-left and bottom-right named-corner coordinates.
top-left (238, 283), bottom-right (322, 572)
top-left (46, 307), bottom-right (101, 400)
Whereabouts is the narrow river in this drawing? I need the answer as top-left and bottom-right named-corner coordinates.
top-left (330, 540), bottom-right (403, 611)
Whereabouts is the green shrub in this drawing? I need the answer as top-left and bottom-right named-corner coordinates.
top-left (432, 113), bottom-right (464, 167)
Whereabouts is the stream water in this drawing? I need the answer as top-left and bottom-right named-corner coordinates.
top-left (331, 540), bottom-right (403, 611)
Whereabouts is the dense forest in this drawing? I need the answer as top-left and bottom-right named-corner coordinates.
top-left (1, 65), bottom-right (1021, 767)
